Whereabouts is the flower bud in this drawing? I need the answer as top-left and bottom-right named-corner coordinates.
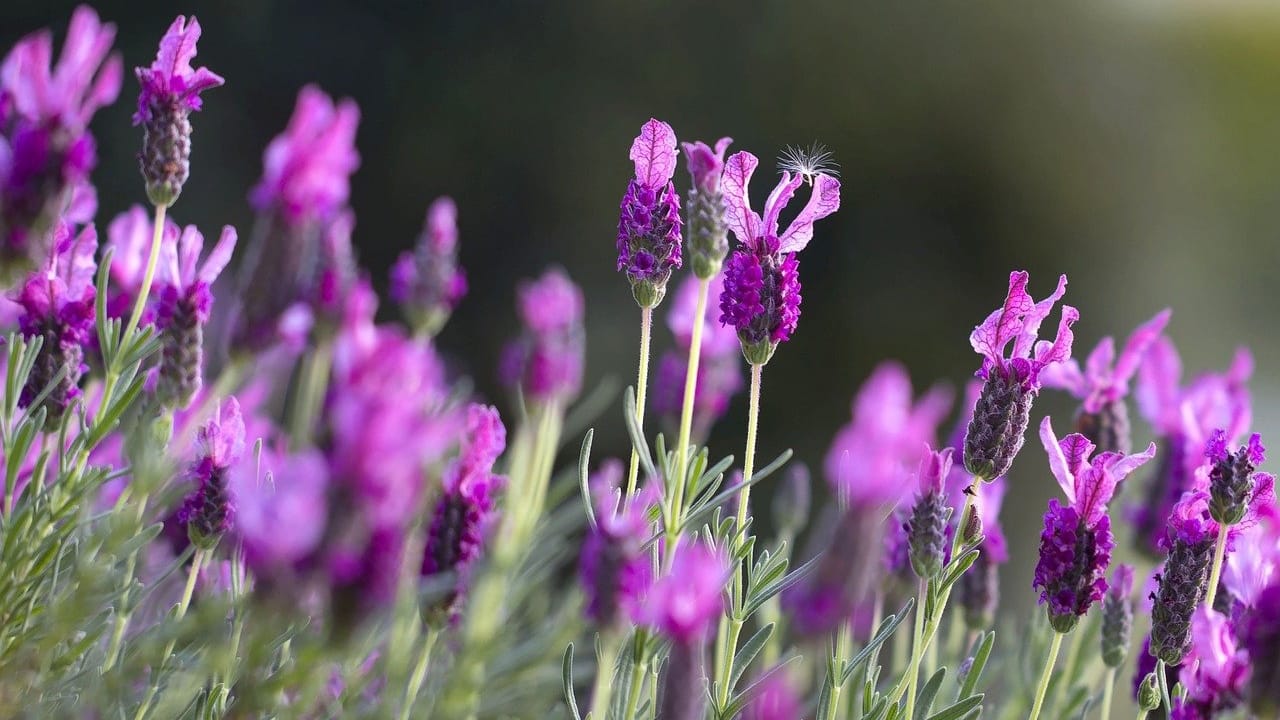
top-left (963, 372), bottom-right (1032, 482)
top-left (1138, 673), bottom-right (1161, 712)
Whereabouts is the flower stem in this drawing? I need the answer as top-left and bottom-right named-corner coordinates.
top-left (1101, 667), bottom-right (1116, 720)
top-left (400, 627), bottom-right (439, 720)
top-left (289, 340), bottom-right (333, 447)
top-left (735, 363), bottom-right (763, 532)
top-left (668, 277), bottom-right (709, 546)
top-left (123, 203), bottom-right (168, 345)
top-left (134, 548), bottom-right (205, 720)
top-left (621, 631), bottom-right (649, 720)
top-left (1204, 523), bottom-right (1229, 610)
top-left (824, 621), bottom-right (852, 720)
top-left (625, 306), bottom-right (653, 498)
top-left (904, 579), bottom-right (928, 720)
top-left (1028, 630), bottom-right (1064, 720)
top-left (588, 632), bottom-right (619, 720)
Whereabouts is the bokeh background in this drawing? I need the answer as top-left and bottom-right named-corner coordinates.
top-left (5, 0), bottom-right (1280, 638)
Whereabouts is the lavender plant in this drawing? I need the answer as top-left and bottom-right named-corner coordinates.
top-left (4, 7), bottom-right (1280, 720)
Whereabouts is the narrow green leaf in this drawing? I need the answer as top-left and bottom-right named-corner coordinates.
top-left (579, 429), bottom-right (596, 530)
top-left (728, 623), bottom-right (773, 692)
top-left (562, 643), bottom-right (582, 720)
top-left (622, 387), bottom-right (656, 480)
top-left (842, 597), bottom-right (916, 685)
top-left (958, 631), bottom-right (995, 700)
top-left (926, 695), bottom-right (983, 720)
top-left (743, 554), bottom-right (818, 618)
top-left (914, 668), bottom-right (946, 720)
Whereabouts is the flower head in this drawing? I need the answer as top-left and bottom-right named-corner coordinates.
top-left (907, 446), bottom-right (954, 579)
top-left (1206, 430), bottom-right (1273, 527)
top-left (500, 267), bottom-right (585, 403)
top-left (970, 271), bottom-right (1078, 392)
top-left (390, 196), bottom-right (467, 336)
top-left (232, 446), bottom-right (329, 577)
top-left (617, 118), bottom-right (682, 307)
top-left (1102, 564), bottom-right (1136, 667)
top-left (133, 16), bottom-right (223, 123)
top-left (1174, 607), bottom-right (1249, 720)
top-left (179, 397), bottom-right (246, 548)
top-left (718, 150), bottom-right (840, 364)
top-left (1150, 491), bottom-right (1219, 665)
top-left (1042, 309), bottom-right (1170, 413)
top-left (635, 540), bottom-right (728, 642)
top-left (578, 462), bottom-right (655, 628)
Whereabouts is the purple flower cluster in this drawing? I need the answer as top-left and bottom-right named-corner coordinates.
top-left (1206, 430), bottom-right (1273, 527)
top-left (717, 151), bottom-right (840, 365)
top-left (617, 118), bottom-right (682, 308)
top-left (391, 197), bottom-right (468, 337)
top-left (500, 267), bottom-right (585, 404)
top-left (1150, 491), bottom-right (1219, 665)
top-left (681, 137), bottom-right (732, 279)
top-left (1033, 417), bottom-right (1155, 632)
top-left (577, 461), bottom-right (654, 628)
top-left (178, 398), bottom-right (246, 549)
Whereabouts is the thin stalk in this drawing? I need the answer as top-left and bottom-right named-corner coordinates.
top-left (715, 615), bottom-right (744, 707)
top-left (588, 632), bottom-right (619, 720)
top-left (669, 277), bottom-right (709, 533)
top-left (1028, 631), bottom-right (1065, 720)
top-left (734, 363), bottom-right (763, 531)
top-left (134, 548), bottom-right (206, 720)
top-left (625, 307), bottom-right (653, 497)
top-left (622, 649), bottom-right (648, 720)
top-left (123, 203), bottom-right (168, 345)
top-left (824, 621), bottom-right (852, 720)
top-left (1136, 713), bottom-right (1147, 720)
top-left (400, 628), bottom-right (439, 720)
top-left (1101, 667), bottom-right (1116, 720)
top-left (904, 579), bottom-right (928, 720)
top-left (1204, 524), bottom-right (1229, 610)
top-left (289, 341), bottom-right (333, 447)
top-left (1056, 624), bottom-right (1084, 707)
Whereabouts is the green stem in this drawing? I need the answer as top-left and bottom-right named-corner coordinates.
top-left (734, 363), bottom-right (763, 531)
top-left (400, 628), bottom-right (439, 720)
top-left (669, 278), bottom-right (709, 533)
top-left (824, 621), bottom-right (852, 720)
top-left (588, 632), bottom-right (619, 720)
top-left (1101, 667), bottom-right (1116, 720)
top-left (904, 579), bottom-right (928, 720)
top-left (625, 306), bottom-right (653, 498)
top-left (123, 203), bottom-right (168, 345)
top-left (1204, 523), bottom-right (1228, 610)
top-left (1028, 631), bottom-right (1065, 720)
top-left (134, 548), bottom-right (205, 720)
top-left (622, 641), bottom-right (648, 720)
top-left (1136, 713), bottom-right (1147, 720)
top-left (289, 341), bottom-right (333, 447)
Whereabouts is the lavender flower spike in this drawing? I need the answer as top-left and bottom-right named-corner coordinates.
top-left (134, 16), bottom-right (224, 207)
top-left (500, 267), bottom-right (586, 404)
top-left (578, 461), bottom-right (654, 628)
top-left (964, 271), bottom-right (1078, 482)
top-left (1150, 491), bottom-right (1218, 665)
top-left (907, 446), bottom-right (954, 579)
top-left (1042, 309), bottom-right (1170, 454)
top-left (178, 397), bottom-right (246, 549)
top-left (718, 150), bottom-right (840, 365)
top-left (155, 222), bottom-right (237, 409)
top-left (1033, 417), bottom-right (1155, 633)
top-left (391, 196), bottom-right (467, 336)
top-left (682, 137), bottom-right (732, 279)
top-left (1101, 564), bottom-right (1135, 668)
top-left (616, 118), bottom-right (682, 308)
top-left (1206, 430), bottom-right (1272, 527)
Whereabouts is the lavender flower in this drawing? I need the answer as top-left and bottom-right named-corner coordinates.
top-left (391, 197), bottom-right (467, 336)
top-left (134, 16), bottom-right (223, 207)
top-left (617, 118), bottom-right (682, 308)
top-left (232, 445), bottom-right (329, 579)
top-left (718, 150), bottom-right (840, 365)
top-left (964, 271), bottom-right (1078, 482)
top-left (422, 404), bottom-right (505, 620)
top-left (1222, 519), bottom-right (1280, 611)
top-left (1034, 417), bottom-right (1155, 632)
top-left (1102, 564), bottom-right (1135, 667)
top-left (1150, 491), bottom-right (1219, 665)
top-left (682, 136), bottom-right (732, 279)
top-left (178, 398), bottom-right (246, 549)
top-left (907, 447), bottom-right (953, 579)
top-left (1206, 430), bottom-right (1272, 527)
top-left (12, 222), bottom-right (96, 427)
top-left (1042, 309), bottom-right (1170, 454)
top-left (154, 222), bottom-right (236, 409)
top-left (1173, 607), bottom-right (1249, 720)
top-left (0, 6), bottom-right (121, 276)
top-left (740, 670), bottom-right (802, 720)
top-left (578, 461), bottom-right (654, 628)
top-left (500, 267), bottom-right (585, 404)
top-left (949, 381), bottom-right (1010, 628)
top-left (1242, 582), bottom-right (1280, 715)
top-left (650, 273), bottom-right (744, 438)
top-left (785, 505), bottom-right (882, 638)
top-left (1131, 338), bottom-right (1252, 556)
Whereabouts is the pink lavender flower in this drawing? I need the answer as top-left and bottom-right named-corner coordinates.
top-left (178, 397), bottom-right (246, 549)
top-left (617, 118), bottom-right (682, 308)
top-left (1242, 582), bottom-right (1280, 715)
top-left (422, 404), bottom-right (505, 620)
top-left (390, 197), bottom-right (467, 336)
top-left (232, 445), bottom-right (329, 578)
top-left (784, 505), bottom-right (882, 638)
top-left (1150, 491), bottom-right (1219, 665)
top-left (0, 6), bottom-right (121, 275)
top-left (306, 209), bottom-right (368, 333)
top-left (1042, 309), bottom-right (1170, 453)
top-left (154, 221), bottom-right (236, 409)
top-left (1222, 519), bottom-right (1280, 611)
top-left (1172, 607), bottom-right (1249, 719)
top-left (824, 361), bottom-right (951, 509)
top-left (1102, 564), bottom-right (1136, 667)
top-left (578, 461), bottom-right (655, 628)
top-left (906, 446), bottom-right (953, 579)
top-left (740, 670), bottom-right (802, 720)
top-left (12, 222), bottom-right (96, 426)
top-left (964, 271), bottom-right (1078, 482)
top-left (1206, 430), bottom-right (1273, 527)
top-left (1034, 417), bottom-right (1155, 632)
top-left (1131, 338), bottom-right (1252, 556)
top-left (718, 150), bottom-right (840, 364)
top-left (650, 273), bottom-right (744, 438)
top-left (500, 267), bottom-right (585, 404)
top-left (682, 136), bottom-right (732, 279)
top-left (133, 16), bottom-right (223, 207)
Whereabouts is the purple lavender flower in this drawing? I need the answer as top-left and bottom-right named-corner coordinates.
top-left (617, 118), bottom-right (682, 308)
top-left (1206, 430), bottom-right (1273, 527)
top-left (178, 397), bottom-right (246, 549)
top-left (785, 505), bottom-right (882, 638)
top-left (0, 6), bottom-right (121, 276)
top-left (1172, 607), bottom-right (1249, 720)
top-left (1034, 417), bottom-right (1155, 632)
top-left (133, 16), bottom-right (223, 207)
top-left (390, 197), bottom-right (467, 337)
top-left (232, 445), bottom-right (329, 579)
top-left (1131, 338), bottom-right (1252, 556)
top-left (1242, 582), bottom-right (1280, 715)
top-left (1042, 309), bottom-right (1170, 454)
top-left (500, 267), bottom-right (585, 404)
top-left (717, 150), bottom-right (840, 364)
top-left (740, 670), bottom-right (802, 720)
top-left (422, 404), bottom-right (505, 620)
top-left (964, 271), bottom-right (1078, 482)
top-left (154, 221), bottom-right (236, 409)
top-left (1150, 491), bottom-right (1219, 665)
top-left (907, 446), bottom-right (953, 579)
top-left (682, 136), bottom-right (732, 279)
top-left (650, 273), bottom-right (744, 439)
top-left (824, 361), bottom-right (951, 510)
top-left (1102, 564), bottom-right (1135, 667)
top-left (12, 222), bottom-right (96, 427)
top-left (578, 462), bottom-right (654, 628)
top-left (1222, 519), bottom-right (1280, 612)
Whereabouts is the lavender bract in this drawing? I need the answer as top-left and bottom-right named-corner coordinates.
top-left (907, 447), bottom-right (953, 579)
top-left (717, 150), bottom-right (840, 365)
top-left (391, 197), bottom-right (467, 337)
top-left (1173, 607), bottom-right (1249, 720)
top-left (617, 118), bottom-right (682, 308)
top-left (1206, 430), bottom-right (1271, 527)
top-left (134, 15), bottom-right (223, 207)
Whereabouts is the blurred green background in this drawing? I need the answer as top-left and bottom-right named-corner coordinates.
top-left (5, 0), bottom-right (1280, 638)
